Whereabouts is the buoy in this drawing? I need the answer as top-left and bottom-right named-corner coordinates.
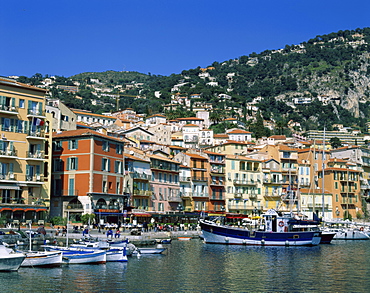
top-left (261, 239), bottom-right (265, 246)
top-left (285, 240), bottom-right (289, 246)
top-left (224, 237), bottom-right (229, 243)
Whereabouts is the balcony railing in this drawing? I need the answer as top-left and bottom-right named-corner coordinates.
top-left (180, 192), bottom-right (192, 198)
top-left (263, 179), bottom-right (283, 184)
top-left (0, 104), bottom-right (18, 114)
top-left (27, 109), bottom-right (46, 117)
top-left (26, 174), bottom-right (44, 182)
top-left (192, 177), bottom-right (208, 182)
top-left (27, 131), bottom-right (46, 139)
top-left (210, 180), bottom-right (224, 186)
top-left (233, 179), bottom-right (257, 185)
top-left (210, 167), bottom-right (224, 174)
top-left (179, 176), bottom-right (191, 182)
top-left (0, 149), bottom-right (17, 157)
top-left (133, 190), bottom-right (152, 196)
top-left (192, 193), bottom-right (209, 198)
top-left (210, 195), bottom-right (225, 201)
top-left (132, 172), bottom-right (150, 180)
top-left (66, 203), bottom-right (83, 209)
top-left (307, 203), bottom-right (330, 208)
top-left (26, 151), bottom-right (45, 159)
top-left (0, 173), bottom-right (17, 180)
top-left (168, 196), bottom-right (182, 202)
top-left (151, 164), bottom-right (179, 172)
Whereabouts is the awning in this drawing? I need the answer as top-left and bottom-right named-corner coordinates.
top-left (0, 185), bottom-right (20, 190)
top-left (25, 209), bottom-right (36, 212)
top-left (96, 212), bottom-right (123, 216)
top-left (13, 208), bottom-right (25, 212)
top-left (131, 212), bottom-right (151, 217)
top-left (0, 208), bottom-right (13, 212)
top-left (35, 209), bottom-right (47, 212)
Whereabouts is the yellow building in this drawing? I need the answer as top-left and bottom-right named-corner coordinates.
top-left (0, 77), bottom-right (51, 224)
top-left (225, 154), bottom-right (263, 215)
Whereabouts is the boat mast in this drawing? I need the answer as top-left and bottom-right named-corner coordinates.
top-left (322, 128), bottom-right (326, 219)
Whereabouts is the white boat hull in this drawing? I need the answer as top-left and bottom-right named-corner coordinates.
top-left (21, 251), bottom-right (63, 267)
top-left (0, 245), bottom-right (26, 271)
top-left (106, 249), bottom-right (128, 262)
top-left (62, 250), bottom-right (107, 264)
top-left (332, 230), bottom-right (370, 240)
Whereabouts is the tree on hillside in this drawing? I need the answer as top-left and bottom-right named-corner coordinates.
top-left (330, 137), bottom-right (342, 149)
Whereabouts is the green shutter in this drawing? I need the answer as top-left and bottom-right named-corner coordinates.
top-left (75, 158), bottom-right (78, 170)
top-left (38, 102), bottom-right (43, 115)
top-left (67, 158), bottom-right (70, 170)
top-left (11, 98), bottom-right (15, 108)
top-left (102, 158), bottom-right (105, 171)
top-left (36, 165), bottom-right (40, 175)
top-left (108, 159), bottom-right (111, 172)
top-left (26, 165), bottom-right (30, 176)
top-left (9, 163), bottom-right (14, 173)
top-left (115, 161), bottom-right (118, 173)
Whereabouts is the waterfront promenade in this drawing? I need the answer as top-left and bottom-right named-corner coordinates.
top-left (0, 225), bottom-right (201, 246)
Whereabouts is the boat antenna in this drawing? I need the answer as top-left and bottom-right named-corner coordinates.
top-left (322, 127), bottom-right (326, 221)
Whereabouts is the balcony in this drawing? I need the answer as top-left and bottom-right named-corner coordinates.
top-left (27, 109), bottom-right (46, 118)
top-left (26, 151), bottom-right (45, 160)
top-left (210, 180), bottom-right (224, 186)
top-left (192, 193), bottom-right (209, 198)
top-left (209, 159), bottom-right (225, 164)
top-left (234, 193), bottom-right (243, 198)
top-left (180, 192), bottom-right (192, 198)
top-left (0, 104), bottom-right (18, 115)
top-left (210, 167), bottom-right (224, 174)
top-left (192, 177), bottom-right (208, 182)
top-left (132, 189), bottom-right (152, 197)
top-left (132, 172), bottom-right (150, 180)
top-left (233, 179), bottom-right (257, 185)
top-left (210, 195), bottom-right (225, 201)
top-left (263, 179), bottom-right (283, 184)
top-left (264, 192), bottom-right (281, 198)
top-left (0, 148), bottom-right (18, 158)
top-left (151, 164), bottom-right (179, 172)
top-left (0, 173), bottom-right (17, 181)
top-left (307, 203), bottom-right (330, 208)
top-left (168, 196), bottom-right (182, 202)
top-left (179, 176), bottom-right (191, 182)
top-left (26, 131), bottom-right (46, 140)
top-left (66, 203), bottom-right (83, 210)
top-left (25, 174), bottom-right (44, 183)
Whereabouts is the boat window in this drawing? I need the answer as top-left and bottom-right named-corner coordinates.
top-left (293, 235), bottom-right (299, 239)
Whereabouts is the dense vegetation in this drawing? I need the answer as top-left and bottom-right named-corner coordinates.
top-left (15, 27), bottom-right (370, 134)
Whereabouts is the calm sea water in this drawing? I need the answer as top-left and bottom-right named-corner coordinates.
top-left (1, 239), bottom-right (369, 293)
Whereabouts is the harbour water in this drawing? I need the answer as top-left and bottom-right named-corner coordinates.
top-left (1, 239), bottom-right (369, 292)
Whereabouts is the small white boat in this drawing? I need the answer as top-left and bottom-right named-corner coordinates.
top-left (62, 250), bottom-right (106, 264)
top-left (21, 251), bottom-right (63, 267)
top-left (329, 228), bottom-right (370, 240)
top-left (43, 246), bottom-right (107, 264)
top-left (106, 248), bottom-right (128, 262)
top-left (132, 247), bottom-right (166, 254)
top-left (0, 244), bottom-right (26, 271)
top-left (155, 238), bottom-right (172, 244)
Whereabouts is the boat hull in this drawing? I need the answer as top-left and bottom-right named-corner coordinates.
top-left (106, 249), bottom-right (128, 262)
top-left (200, 220), bottom-right (321, 246)
top-left (332, 230), bottom-right (370, 240)
top-left (0, 245), bottom-right (26, 271)
top-left (320, 232), bottom-right (336, 244)
top-left (21, 251), bottom-right (63, 267)
top-left (62, 250), bottom-right (107, 264)
top-left (133, 248), bottom-right (166, 254)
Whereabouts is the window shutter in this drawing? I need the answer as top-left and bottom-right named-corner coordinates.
top-left (9, 163), bottom-right (14, 173)
top-left (108, 159), bottom-right (111, 172)
top-left (26, 165), bottom-right (30, 176)
top-left (11, 98), bottom-right (15, 107)
top-left (68, 140), bottom-right (71, 150)
top-left (102, 158), bottom-right (105, 171)
top-left (28, 100), bottom-right (32, 112)
top-left (115, 161), bottom-right (118, 173)
top-left (67, 158), bottom-right (70, 171)
top-left (36, 165), bottom-right (40, 175)
top-left (75, 158), bottom-right (79, 170)
top-left (38, 102), bottom-right (42, 115)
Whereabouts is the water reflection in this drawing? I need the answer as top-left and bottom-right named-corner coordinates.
top-left (1, 240), bottom-right (369, 292)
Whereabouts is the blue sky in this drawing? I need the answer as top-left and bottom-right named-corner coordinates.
top-left (1, 0), bottom-right (370, 77)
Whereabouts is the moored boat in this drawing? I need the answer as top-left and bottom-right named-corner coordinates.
top-left (43, 246), bottom-right (107, 264)
top-left (20, 251), bottom-right (63, 267)
top-left (200, 209), bottom-right (321, 246)
top-left (0, 244), bottom-right (26, 271)
top-left (132, 247), bottom-right (166, 254)
top-left (327, 228), bottom-right (370, 240)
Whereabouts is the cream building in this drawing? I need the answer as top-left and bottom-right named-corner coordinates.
top-left (0, 77), bottom-right (51, 224)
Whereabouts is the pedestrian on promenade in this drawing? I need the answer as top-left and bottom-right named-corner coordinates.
top-left (62, 226), bottom-right (67, 236)
top-left (115, 229), bottom-right (120, 238)
top-left (107, 228), bottom-right (113, 239)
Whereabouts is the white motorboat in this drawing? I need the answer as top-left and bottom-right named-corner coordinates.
top-left (20, 251), bottom-right (63, 267)
top-left (0, 244), bottom-right (26, 271)
top-left (328, 228), bottom-right (370, 240)
top-left (132, 245), bottom-right (166, 254)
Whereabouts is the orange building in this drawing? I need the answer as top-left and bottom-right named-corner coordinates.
top-left (51, 129), bottom-right (126, 223)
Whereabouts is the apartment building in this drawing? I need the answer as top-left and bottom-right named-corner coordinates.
top-left (149, 154), bottom-right (180, 213)
top-left (51, 129), bottom-right (126, 223)
top-left (0, 77), bottom-right (51, 223)
top-left (205, 150), bottom-right (226, 212)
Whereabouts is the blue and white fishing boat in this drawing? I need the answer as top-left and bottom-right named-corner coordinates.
top-left (200, 209), bottom-right (322, 246)
top-left (43, 246), bottom-right (107, 264)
